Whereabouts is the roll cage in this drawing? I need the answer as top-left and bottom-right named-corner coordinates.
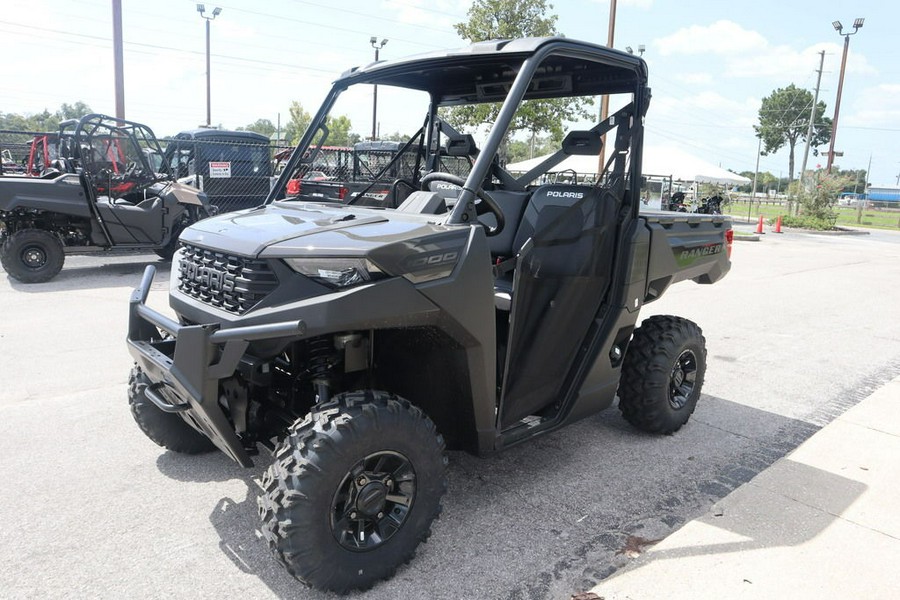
top-left (270, 37), bottom-right (649, 217)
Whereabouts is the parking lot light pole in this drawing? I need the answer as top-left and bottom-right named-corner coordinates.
top-left (197, 4), bottom-right (222, 127)
top-left (370, 37), bottom-right (388, 140)
top-left (826, 17), bottom-right (864, 173)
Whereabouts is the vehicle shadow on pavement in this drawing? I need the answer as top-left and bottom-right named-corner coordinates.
top-left (155, 451), bottom-right (317, 596)
top-left (4, 255), bottom-right (169, 292)
top-left (155, 448), bottom-right (249, 484)
top-left (146, 392), bottom-right (846, 600)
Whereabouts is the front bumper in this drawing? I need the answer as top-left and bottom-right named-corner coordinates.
top-left (126, 265), bottom-right (305, 467)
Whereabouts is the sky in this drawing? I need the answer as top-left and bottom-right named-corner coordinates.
top-left (2, 0), bottom-right (899, 185)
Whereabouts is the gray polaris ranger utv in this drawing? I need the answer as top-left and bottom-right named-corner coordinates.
top-left (126, 37), bottom-right (732, 592)
top-left (0, 114), bottom-right (212, 283)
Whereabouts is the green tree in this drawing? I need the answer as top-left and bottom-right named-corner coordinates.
top-left (443, 0), bottom-right (593, 157)
top-left (284, 103), bottom-right (360, 147)
top-left (381, 131), bottom-right (407, 142)
top-left (736, 170), bottom-right (780, 195)
top-left (0, 102), bottom-right (93, 133)
top-left (831, 167), bottom-right (866, 195)
top-left (454, 0), bottom-right (558, 40)
top-left (755, 84), bottom-right (831, 183)
top-left (507, 134), bottom-right (561, 163)
top-left (57, 102), bottom-right (93, 120)
top-left (736, 170), bottom-right (755, 193)
top-left (285, 101), bottom-right (312, 145)
top-left (240, 118), bottom-right (276, 138)
top-left (325, 115), bottom-right (360, 146)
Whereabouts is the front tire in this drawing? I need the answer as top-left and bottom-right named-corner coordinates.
top-left (154, 225), bottom-right (185, 261)
top-left (127, 366), bottom-right (216, 454)
top-left (1, 228), bottom-right (65, 283)
top-left (618, 315), bottom-right (707, 434)
top-left (258, 391), bottom-right (447, 593)
top-left (154, 237), bottom-right (180, 261)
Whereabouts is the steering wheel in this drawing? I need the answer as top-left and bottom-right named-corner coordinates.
top-left (419, 172), bottom-right (504, 236)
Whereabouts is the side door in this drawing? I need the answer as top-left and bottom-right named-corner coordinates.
top-left (91, 132), bottom-right (166, 245)
top-left (497, 185), bottom-right (621, 428)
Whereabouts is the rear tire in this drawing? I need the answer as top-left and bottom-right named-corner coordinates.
top-left (618, 315), bottom-right (706, 434)
top-left (258, 390), bottom-right (447, 593)
top-left (1, 228), bottom-right (65, 283)
top-left (127, 366), bottom-right (215, 454)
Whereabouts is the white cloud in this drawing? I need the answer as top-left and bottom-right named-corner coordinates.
top-left (380, 0), bottom-right (460, 28)
top-left (680, 72), bottom-right (713, 85)
top-left (216, 20), bottom-right (257, 41)
top-left (727, 41), bottom-right (877, 81)
top-left (654, 20), bottom-right (767, 56)
top-left (843, 84), bottom-right (900, 128)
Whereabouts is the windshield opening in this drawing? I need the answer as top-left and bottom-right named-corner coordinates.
top-left (272, 41), bottom-right (644, 214)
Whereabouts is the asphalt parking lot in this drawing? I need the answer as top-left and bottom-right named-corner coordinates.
top-left (1, 225), bottom-right (899, 599)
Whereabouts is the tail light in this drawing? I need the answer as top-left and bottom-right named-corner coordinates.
top-left (286, 178), bottom-right (301, 196)
top-left (725, 228), bottom-right (734, 259)
top-left (339, 186), bottom-right (348, 200)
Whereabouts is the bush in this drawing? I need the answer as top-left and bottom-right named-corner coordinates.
top-left (785, 172), bottom-right (850, 229)
top-left (776, 214), bottom-right (836, 231)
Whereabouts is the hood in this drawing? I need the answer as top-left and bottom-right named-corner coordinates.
top-left (180, 201), bottom-right (444, 257)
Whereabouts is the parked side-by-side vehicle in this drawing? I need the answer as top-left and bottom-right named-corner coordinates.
top-left (0, 114), bottom-right (214, 283)
top-left (125, 37), bottom-right (733, 592)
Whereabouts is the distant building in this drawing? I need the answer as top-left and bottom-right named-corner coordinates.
top-left (866, 186), bottom-right (900, 203)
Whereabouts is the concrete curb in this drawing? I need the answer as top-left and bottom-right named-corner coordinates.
top-left (590, 375), bottom-right (900, 600)
top-left (801, 227), bottom-right (871, 236)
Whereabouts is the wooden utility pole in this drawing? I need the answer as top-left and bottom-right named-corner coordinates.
top-left (596, 0), bottom-right (617, 176)
top-left (799, 50), bottom-right (825, 186)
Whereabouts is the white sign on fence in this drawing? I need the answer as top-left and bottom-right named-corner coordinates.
top-left (209, 161), bottom-right (231, 178)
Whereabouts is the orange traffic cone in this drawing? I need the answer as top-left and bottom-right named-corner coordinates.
top-left (755, 215), bottom-right (765, 234)
top-left (774, 215), bottom-right (783, 233)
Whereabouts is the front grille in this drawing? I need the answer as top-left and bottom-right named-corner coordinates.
top-left (177, 244), bottom-right (278, 314)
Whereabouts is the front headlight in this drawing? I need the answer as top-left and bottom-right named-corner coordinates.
top-left (284, 257), bottom-right (385, 288)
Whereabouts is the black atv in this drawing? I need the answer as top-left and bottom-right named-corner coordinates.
top-left (0, 114), bottom-right (213, 283)
top-left (126, 37), bottom-right (732, 592)
top-left (697, 194), bottom-right (725, 215)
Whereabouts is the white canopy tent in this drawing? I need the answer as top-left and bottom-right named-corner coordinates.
top-left (505, 145), bottom-right (750, 186)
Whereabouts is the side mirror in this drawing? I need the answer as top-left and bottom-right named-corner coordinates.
top-left (561, 130), bottom-right (602, 156)
top-left (446, 135), bottom-right (477, 157)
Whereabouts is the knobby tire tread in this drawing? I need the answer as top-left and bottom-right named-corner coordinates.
top-left (258, 390), bottom-right (447, 593)
top-left (1, 229), bottom-right (65, 283)
top-left (618, 315), bottom-right (706, 434)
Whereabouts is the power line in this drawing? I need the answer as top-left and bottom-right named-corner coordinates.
top-left (0, 22), bottom-right (342, 75)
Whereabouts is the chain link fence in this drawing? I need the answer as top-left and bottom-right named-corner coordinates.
top-left (277, 141), bottom-right (473, 207)
top-left (4, 126), bottom-right (483, 212)
top-left (158, 135), bottom-right (278, 213)
top-left (1, 127), bottom-right (282, 214)
top-left (1, 129), bottom-right (45, 175)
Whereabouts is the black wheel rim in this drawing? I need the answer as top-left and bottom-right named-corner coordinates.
top-left (669, 349), bottom-right (698, 410)
top-left (330, 450), bottom-right (416, 551)
top-left (21, 245), bottom-right (47, 269)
